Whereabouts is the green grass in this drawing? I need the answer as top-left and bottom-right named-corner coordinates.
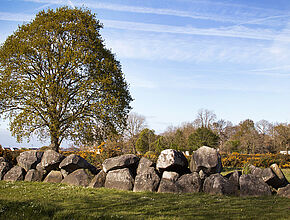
top-left (0, 181), bottom-right (289, 220)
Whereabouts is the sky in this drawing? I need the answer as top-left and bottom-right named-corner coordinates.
top-left (0, 0), bottom-right (290, 147)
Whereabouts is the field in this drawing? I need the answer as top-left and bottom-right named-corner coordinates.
top-left (0, 170), bottom-right (289, 220)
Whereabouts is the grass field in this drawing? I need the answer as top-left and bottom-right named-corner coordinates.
top-left (0, 179), bottom-right (289, 220)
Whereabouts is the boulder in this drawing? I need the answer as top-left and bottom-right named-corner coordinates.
top-left (249, 165), bottom-right (287, 189)
top-left (277, 184), bottom-right (290, 199)
top-left (177, 172), bottom-right (202, 193)
top-left (133, 167), bottom-right (160, 192)
top-left (190, 146), bottom-right (222, 175)
top-left (24, 169), bottom-right (43, 182)
top-left (39, 150), bottom-right (64, 172)
top-left (240, 174), bottom-right (272, 196)
top-left (270, 164), bottom-right (289, 187)
top-left (156, 149), bottom-right (188, 174)
top-left (36, 163), bottom-right (47, 177)
top-left (0, 162), bottom-right (12, 180)
top-left (59, 154), bottom-right (98, 175)
top-left (62, 169), bottom-right (93, 187)
top-left (158, 179), bottom-right (179, 193)
top-left (136, 157), bottom-right (154, 175)
top-left (16, 150), bottom-right (43, 172)
top-left (89, 170), bottom-right (107, 188)
top-left (249, 165), bottom-right (263, 177)
top-left (61, 169), bottom-right (69, 178)
top-left (43, 170), bottom-right (63, 183)
top-left (162, 171), bottom-right (179, 182)
top-left (224, 170), bottom-right (242, 189)
top-left (105, 168), bottom-right (135, 191)
top-left (203, 173), bottom-right (237, 195)
top-left (3, 166), bottom-right (26, 181)
top-left (102, 154), bottom-right (139, 173)
top-left (0, 157), bottom-right (6, 163)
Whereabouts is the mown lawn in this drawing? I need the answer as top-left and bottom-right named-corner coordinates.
top-left (0, 180), bottom-right (289, 220)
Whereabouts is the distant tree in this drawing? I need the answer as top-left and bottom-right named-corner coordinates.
top-left (274, 123), bottom-right (290, 154)
top-left (135, 128), bottom-right (156, 154)
top-left (193, 109), bottom-right (216, 129)
top-left (188, 127), bottom-right (219, 151)
top-left (0, 7), bottom-right (132, 152)
top-left (124, 112), bottom-right (147, 153)
top-left (151, 136), bottom-right (168, 153)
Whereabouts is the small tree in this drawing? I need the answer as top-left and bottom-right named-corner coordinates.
top-left (135, 128), bottom-right (156, 154)
top-left (0, 7), bottom-right (132, 151)
top-left (188, 127), bottom-right (219, 151)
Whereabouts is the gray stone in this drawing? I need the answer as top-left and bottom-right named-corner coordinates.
top-left (0, 162), bottom-right (12, 180)
top-left (16, 150), bottom-right (43, 172)
top-left (36, 163), bottom-right (47, 177)
top-left (224, 170), bottom-right (242, 189)
top-left (62, 169), bottom-right (93, 187)
top-left (102, 154), bottom-right (139, 173)
top-left (203, 173), bottom-right (237, 195)
top-left (162, 171), bottom-right (179, 182)
top-left (136, 157), bottom-right (154, 175)
top-left (249, 165), bottom-right (287, 189)
top-left (156, 149), bottom-right (188, 173)
top-left (59, 154), bottom-right (98, 175)
top-left (133, 167), bottom-right (160, 192)
top-left (89, 170), bottom-right (107, 188)
top-left (249, 165), bottom-right (263, 177)
top-left (105, 168), bottom-right (134, 191)
top-left (270, 164), bottom-right (289, 187)
top-left (177, 172), bottom-right (202, 193)
top-left (24, 169), bottom-right (43, 182)
top-left (3, 166), bottom-right (26, 181)
top-left (240, 174), bottom-right (272, 196)
top-left (43, 170), bottom-right (63, 183)
top-left (158, 178), bottom-right (180, 193)
top-left (277, 184), bottom-right (290, 198)
top-left (40, 150), bottom-right (65, 172)
top-left (190, 146), bottom-right (222, 175)
top-left (61, 169), bottom-right (69, 178)
top-left (0, 157), bottom-right (6, 163)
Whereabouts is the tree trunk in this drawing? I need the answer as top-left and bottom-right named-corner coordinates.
top-left (50, 135), bottom-right (60, 152)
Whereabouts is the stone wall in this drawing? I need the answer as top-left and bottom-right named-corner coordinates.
top-left (0, 146), bottom-right (289, 198)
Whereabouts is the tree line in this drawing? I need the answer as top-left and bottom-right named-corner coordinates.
top-left (102, 109), bottom-right (290, 155)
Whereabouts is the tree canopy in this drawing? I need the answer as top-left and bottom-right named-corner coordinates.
top-left (0, 7), bottom-right (132, 151)
top-left (188, 127), bottom-right (219, 151)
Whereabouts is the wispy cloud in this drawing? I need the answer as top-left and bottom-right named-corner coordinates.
top-left (0, 12), bottom-right (33, 22)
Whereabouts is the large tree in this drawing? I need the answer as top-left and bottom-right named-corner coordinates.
top-left (0, 7), bottom-right (132, 151)
top-left (188, 127), bottom-right (219, 151)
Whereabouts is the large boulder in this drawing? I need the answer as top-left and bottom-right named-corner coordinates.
top-left (3, 166), bottom-right (26, 181)
top-left (102, 154), bottom-right (139, 173)
top-left (16, 150), bottom-right (43, 172)
top-left (190, 146), bottom-right (222, 175)
top-left (133, 167), bottom-right (160, 192)
top-left (177, 172), bottom-right (202, 193)
top-left (0, 161), bottom-right (12, 180)
top-left (157, 179), bottom-right (180, 193)
top-left (277, 184), bottom-right (290, 198)
top-left (0, 157), bottom-right (5, 163)
top-left (156, 149), bottom-right (188, 174)
top-left (105, 168), bottom-right (135, 191)
top-left (24, 169), bottom-right (43, 182)
top-left (59, 154), bottom-right (98, 175)
top-left (136, 157), bottom-right (155, 175)
top-left (62, 169), bottom-right (93, 187)
top-left (203, 173), bottom-right (237, 195)
top-left (43, 170), bottom-right (63, 183)
top-left (270, 164), bottom-right (289, 187)
top-left (249, 165), bottom-right (287, 189)
top-left (39, 150), bottom-right (64, 172)
top-left (239, 174), bottom-right (272, 196)
top-left (89, 170), bottom-right (107, 188)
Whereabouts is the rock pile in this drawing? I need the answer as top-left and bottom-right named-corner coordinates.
top-left (0, 146), bottom-right (289, 198)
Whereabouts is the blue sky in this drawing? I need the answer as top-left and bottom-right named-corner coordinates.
top-left (0, 0), bottom-right (290, 147)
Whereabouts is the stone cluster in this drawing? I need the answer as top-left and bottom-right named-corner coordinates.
top-left (0, 146), bottom-right (289, 198)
